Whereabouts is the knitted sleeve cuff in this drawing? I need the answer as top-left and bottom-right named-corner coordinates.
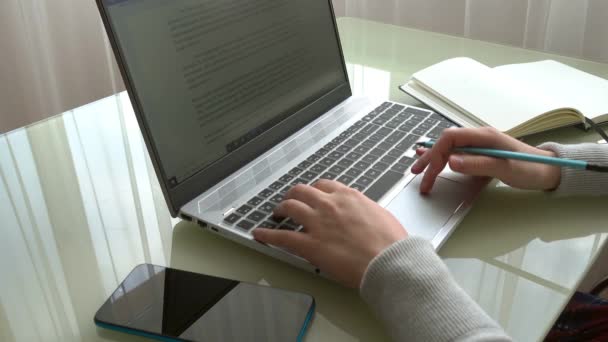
top-left (538, 142), bottom-right (608, 196)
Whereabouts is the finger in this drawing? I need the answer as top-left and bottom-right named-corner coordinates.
top-left (418, 127), bottom-right (511, 193)
top-left (413, 127), bottom-right (512, 173)
top-left (252, 228), bottom-right (316, 260)
top-left (285, 184), bottom-right (328, 208)
top-left (411, 149), bottom-right (432, 174)
top-left (312, 179), bottom-right (344, 193)
top-left (273, 199), bottom-right (316, 227)
top-left (448, 154), bottom-right (511, 178)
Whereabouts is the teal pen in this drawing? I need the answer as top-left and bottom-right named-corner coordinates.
top-left (416, 140), bottom-right (608, 173)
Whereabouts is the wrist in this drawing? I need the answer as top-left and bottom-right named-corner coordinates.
top-left (537, 149), bottom-right (561, 191)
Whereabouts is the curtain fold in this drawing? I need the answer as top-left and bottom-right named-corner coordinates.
top-left (1, 0), bottom-right (606, 133)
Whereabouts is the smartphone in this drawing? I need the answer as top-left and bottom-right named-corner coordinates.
top-left (94, 264), bottom-right (315, 342)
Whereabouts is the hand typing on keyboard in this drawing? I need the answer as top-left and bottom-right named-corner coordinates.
top-left (253, 180), bottom-right (408, 288)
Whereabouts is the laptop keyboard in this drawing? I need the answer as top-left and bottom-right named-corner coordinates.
top-left (223, 102), bottom-right (456, 233)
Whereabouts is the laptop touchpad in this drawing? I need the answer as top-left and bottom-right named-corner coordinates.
top-left (386, 175), bottom-right (468, 241)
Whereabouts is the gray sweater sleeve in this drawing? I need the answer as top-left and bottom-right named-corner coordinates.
top-left (360, 143), bottom-right (607, 341)
top-left (360, 237), bottom-right (511, 342)
top-left (538, 143), bottom-right (608, 196)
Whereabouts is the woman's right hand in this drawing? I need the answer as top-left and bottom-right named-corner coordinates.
top-left (411, 127), bottom-right (561, 193)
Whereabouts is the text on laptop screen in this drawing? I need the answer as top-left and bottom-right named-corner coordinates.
top-left (104, 0), bottom-right (347, 185)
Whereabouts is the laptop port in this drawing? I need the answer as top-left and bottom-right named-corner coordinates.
top-left (180, 213), bottom-right (193, 221)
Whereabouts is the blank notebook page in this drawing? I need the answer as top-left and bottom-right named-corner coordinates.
top-left (412, 58), bottom-right (580, 131)
top-left (495, 60), bottom-right (608, 120)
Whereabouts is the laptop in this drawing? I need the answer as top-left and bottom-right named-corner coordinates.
top-left (96, 0), bottom-right (486, 273)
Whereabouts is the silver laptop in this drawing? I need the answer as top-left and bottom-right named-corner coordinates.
top-left (96, 0), bottom-right (485, 273)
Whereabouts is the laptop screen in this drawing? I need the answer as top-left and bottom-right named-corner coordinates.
top-left (102, 0), bottom-right (348, 188)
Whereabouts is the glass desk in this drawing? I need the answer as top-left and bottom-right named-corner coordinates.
top-left (1, 17), bottom-right (607, 341)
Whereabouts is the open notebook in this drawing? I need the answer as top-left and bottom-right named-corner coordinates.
top-left (400, 57), bottom-right (608, 138)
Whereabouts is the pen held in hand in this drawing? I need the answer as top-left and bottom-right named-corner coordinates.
top-left (416, 140), bottom-right (608, 173)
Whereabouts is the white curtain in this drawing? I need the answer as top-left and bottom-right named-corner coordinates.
top-left (1, 0), bottom-right (607, 133)
top-left (333, 0), bottom-right (608, 63)
top-left (0, 0), bottom-right (124, 134)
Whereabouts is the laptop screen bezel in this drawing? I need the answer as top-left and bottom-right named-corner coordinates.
top-left (95, 0), bottom-right (352, 217)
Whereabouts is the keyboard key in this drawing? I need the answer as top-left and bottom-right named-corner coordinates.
top-left (320, 172), bottom-right (338, 180)
top-left (385, 121), bottom-right (400, 129)
top-left (392, 104), bottom-right (405, 111)
top-left (346, 152), bottom-right (363, 161)
top-left (291, 178), bottom-right (308, 186)
top-left (269, 215), bottom-right (285, 224)
top-left (399, 157), bottom-right (416, 166)
top-left (391, 163), bottom-right (410, 173)
top-left (259, 202), bottom-right (277, 214)
top-left (427, 127), bottom-right (446, 139)
top-left (288, 167), bottom-right (304, 176)
top-left (299, 160), bottom-right (313, 169)
top-left (364, 170), bottom-right (404, 201)
top-left (336, 145), bottom-right (353, 153)
top-left (361, 139), bottom-right (377, 148)
top-left (329, 165), bottom-right (346, 174)
top-left (332, 136), bottom-right (346, 144)
top-left (344, 139), bottom-right (360, 147)
top-left (279, 220), bottom-right (300, 231)
top-left (317, 148), bottom-right (330, 156)
top-left (345, 168), bottom-right (363, 178)
top-left (370, 148), bottom-right (386, 156)
top-left (376, 139), bottom-right (391, 149)
top-left (404, 107), bottom-right (429, 116)
top-left (279, 174), bottom-right (294, 183)
top-left (346, 126), bottom-right (359, 134)
top-left (236, 205), bottom-right (254, 215)
top-left (258, 189), bottom-right (274, 198)
top-left (361, 124), bottom-right (379, 135)
top-left (354, 120), bottom-right (367, 128)
top-left (365, 169), bottom-right (382, 179)
top-left (362, 154), bottom-right (379, 164)
top-left (386, 135), bottom-right (402, 144)
top-left (307, 154), bottom-right (321, 163)
top-left (279, 186), bottom-right (291, 195)
top-left (324, 142), bottom-right (338, 150)
top-left (398, 124), bottom-right (415, 133)
top-left (337, 175), bottom-right (354, 185)
top-left (247, 197), bottom-right (264, 206)
top-left (352, 133), bottom-right (367, 142)
top-left (329, 151), bottom-right (344, 160)
top-left (372, 118), bottom-right (387, 126)
top-left (247, 211), bottom-right (267, 223)
top-left (259, 221), bottom-right (279, 229)
top-left (356, 176), bottom-right (374, 187)
top-left (381, 155), bottom-right (397, 165)
top-left (354, 161), bottom-right (371, 170)
top-left (354, 145), bottom-right (371, 154)
top-left (419, 122), bottom-right (434, 130)
top-left (269, 181), bottom-right (284, 191)
top-left (270, 194), bottom-right (284, 203)
top-left (319, 157), bottom-right (336, 167)
top-left (224, 213), bottom-right (241, 225)
top-left (396, 136), bottom-right (418, 151)
top-left (388, 149), bottom-right (403, 158)
top-left (350, 183), bottom-right (367, 192)
top-left (310, 164), bottom-right (328, 173)
top-left (337, 158), bottom-right (354, 168)
top-left (301, 171), bottom-right (319, 181)
top-left (370, 133), bottom-right (384, 141)
top-left (372, 162), bottom-right (390, 172)
top-left (236, 220), bottom-right (255, 231)
top-left (377, 127), bottom-right (392, 136)
top-left (412, 128), bottom-right (428, 136)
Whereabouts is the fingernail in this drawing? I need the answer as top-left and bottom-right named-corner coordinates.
top-left (450, 155), bottom-right (464, 169)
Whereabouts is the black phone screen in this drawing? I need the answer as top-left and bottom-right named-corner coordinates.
top-left (94, 264), bottom-right (315, 342)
